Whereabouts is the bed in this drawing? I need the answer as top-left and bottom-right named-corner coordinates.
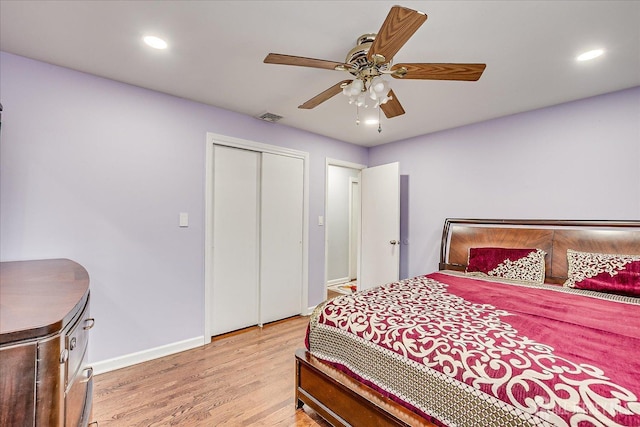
top-left (296, 218), bottom-right (640, 426)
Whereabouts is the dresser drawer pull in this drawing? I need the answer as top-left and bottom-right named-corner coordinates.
top-left (83, 318), bottom-right (96, 330)
top-left (60, 349), bottom-right (69, 364)
top-left (69, 337), bottom-right (77, 351)
top-left (80, 367), bottom-right (94, 383)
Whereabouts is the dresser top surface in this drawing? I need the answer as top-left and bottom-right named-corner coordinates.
top-left (0, 259), bottom-right (89, 344)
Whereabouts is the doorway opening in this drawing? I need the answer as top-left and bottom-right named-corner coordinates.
top-left (324, 159), bottom-right (365, 299)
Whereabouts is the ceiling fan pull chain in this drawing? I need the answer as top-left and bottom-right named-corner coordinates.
top-left (356, 104), bottom-right (360, 126)
top-left (378, 107), bottom-right (382, 133)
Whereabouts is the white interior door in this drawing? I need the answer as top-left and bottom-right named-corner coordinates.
top-left (211, 145), bottom-right (260, 335)
top-left (260, 153), bottom-right (304, 324)
top-left (359, 162), bottom-right (400, 291)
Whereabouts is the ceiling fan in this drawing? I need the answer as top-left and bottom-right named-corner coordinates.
top-left (264, 5), bottom-right (486, 126)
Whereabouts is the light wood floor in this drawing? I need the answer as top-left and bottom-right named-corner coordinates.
top-left (93, 316), bottom-right (331, 426)
top-left (326, 289), bottom-right (341, 300)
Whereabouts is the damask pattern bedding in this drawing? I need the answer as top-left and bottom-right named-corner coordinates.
top-left (306, 271), bottom-right (640, 427)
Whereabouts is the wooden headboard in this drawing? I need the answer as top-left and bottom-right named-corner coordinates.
top-left (439, 219), bottom-right (640, 284)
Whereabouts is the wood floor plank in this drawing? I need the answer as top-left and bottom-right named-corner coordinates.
top-left (93, 316), bottom-right (331, 426)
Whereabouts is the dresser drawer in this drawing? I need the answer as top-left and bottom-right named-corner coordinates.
top-left (65, 304), bottom-right (94, 385)
top-left (65, 367), bottom-right (93, 427)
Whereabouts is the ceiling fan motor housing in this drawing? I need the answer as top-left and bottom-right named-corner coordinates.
top-left (345, 34), bottom-right (390, 79)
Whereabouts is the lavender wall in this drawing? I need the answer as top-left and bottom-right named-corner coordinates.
top-left (370, 87), bottom-right (640, 279)
top-left (2, 50), bottom-right (638, 365)
top-left (0, 52), bottom-right (368, 363)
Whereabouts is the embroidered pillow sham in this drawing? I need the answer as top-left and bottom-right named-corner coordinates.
top-left (466, 247), bottom-right (546, 284)
top-left (564, 249), bottom-right (640, 297)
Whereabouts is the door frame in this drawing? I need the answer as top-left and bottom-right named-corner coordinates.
top-left (324, 158), bottom-right (366, 299)
top-left (204, 132), bottom-right (310, 341)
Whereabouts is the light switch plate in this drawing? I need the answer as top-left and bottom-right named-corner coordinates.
top-left (179, 212), bottom-right (189, 227)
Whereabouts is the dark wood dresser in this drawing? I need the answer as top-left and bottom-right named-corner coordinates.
top-left (0, 259), bottom-right (94, 426)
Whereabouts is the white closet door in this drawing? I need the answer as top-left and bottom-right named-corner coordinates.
top-left (260, 153), bottom-right (304, 324)
top-left (211, 145), bottom-right (260, 335)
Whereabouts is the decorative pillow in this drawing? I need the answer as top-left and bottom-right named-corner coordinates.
top-left (466, 247), bottom-right (546, 284)
top-left (564, 249), bottom-right (640, 296)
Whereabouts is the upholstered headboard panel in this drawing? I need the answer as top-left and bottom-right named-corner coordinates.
top-left (440, 219), bottom-right (640, 284)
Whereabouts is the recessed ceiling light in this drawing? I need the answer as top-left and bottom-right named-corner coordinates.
top-left (143, 36), bottom-right (168, 50)
top-left (576, 49), bottom-right (604, 61)
top-left (364, 119), bottom-right (379, 125)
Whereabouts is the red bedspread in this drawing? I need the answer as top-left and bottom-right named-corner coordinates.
top-left (306, 272), bottom-right (640, 427)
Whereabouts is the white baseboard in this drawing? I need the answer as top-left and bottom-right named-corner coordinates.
top-left (91, 336), bottom-right (205, 375)
top-left (326, 277), bottom-right (350, 286)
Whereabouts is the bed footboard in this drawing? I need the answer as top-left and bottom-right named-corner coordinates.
top-left (295, 349), bottom-right (435, 427)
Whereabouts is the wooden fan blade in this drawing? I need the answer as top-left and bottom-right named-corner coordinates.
top-left (380, 89), bottom-right (405, 118)
top-left (367, 6), bottom-right (427, 63)
top-left (298, 80), bottom-right (352, 109)
top-left (264, 53), bottom-right (349, 71)
top-left (391, 63), bottom-right (487, 81)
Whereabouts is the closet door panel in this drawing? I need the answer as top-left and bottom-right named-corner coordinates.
top-left (260, 153), bottom-right (304, 324)
top-left (211, 145), bottom-right (260, 335)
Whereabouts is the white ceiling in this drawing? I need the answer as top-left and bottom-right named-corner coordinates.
top-left (1, 1), bottom-right (638, 147)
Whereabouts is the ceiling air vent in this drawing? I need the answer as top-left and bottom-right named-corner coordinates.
top-left (256, 112), bottom-right (283, 123)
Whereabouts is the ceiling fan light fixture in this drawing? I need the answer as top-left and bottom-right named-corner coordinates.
top-left (342, 79), bottom-right (364, 97)
top-left (368, 76), bottom-right (391, 102)
top-left (370, 76), bottom-right (389, 95)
